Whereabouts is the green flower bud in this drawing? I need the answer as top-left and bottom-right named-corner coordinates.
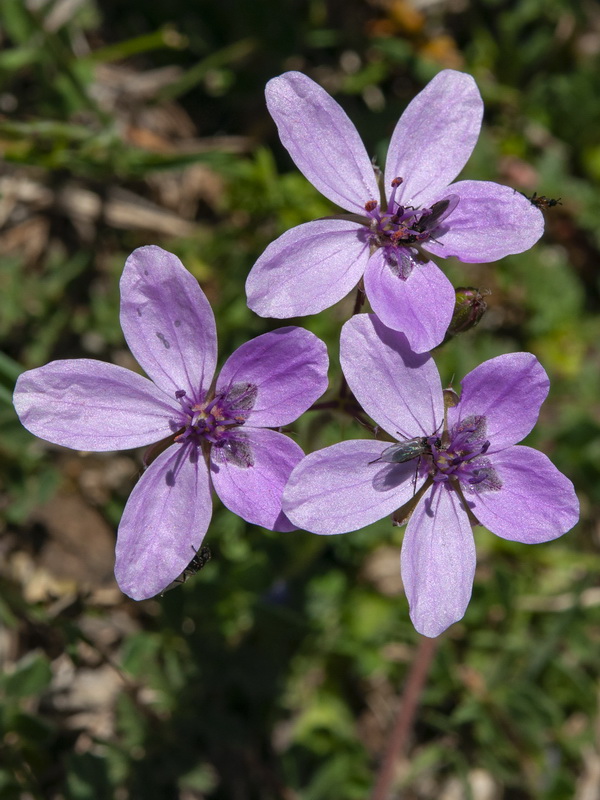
top-left (446, 287), bottom-right (489, 339)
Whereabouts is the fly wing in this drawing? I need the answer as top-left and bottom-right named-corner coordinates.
top-left (378, 437), bottom-right (427, 464)
top-left (415, 194), bottom-right (460, 234)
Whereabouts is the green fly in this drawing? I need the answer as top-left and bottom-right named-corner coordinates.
top-left (369, 434), bottom-right (443, 496)
top-left (370, 435), bottom-right (441, 465)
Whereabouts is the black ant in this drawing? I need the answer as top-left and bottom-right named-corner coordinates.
top-left (525, 192), bottom-right (562, 210)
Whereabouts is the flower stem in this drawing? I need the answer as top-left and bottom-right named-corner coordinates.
top-left (307, 398), bottom-right (374, 432)
top-left (369, 634), bottom-right (438, 800)
top-left (339, 284), bottom-right (366, 401)
top-left (351, 282), bottom-right (366, 316)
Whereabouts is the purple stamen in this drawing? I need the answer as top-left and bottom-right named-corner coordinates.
top-left (421, 415), bottom-right (500, 493)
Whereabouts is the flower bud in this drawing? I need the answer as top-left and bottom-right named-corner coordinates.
top-left (446, 287), bottom-right (490, 338)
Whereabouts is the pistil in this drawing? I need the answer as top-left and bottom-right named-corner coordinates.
top-left (428, 415), bottom-right (500, 493)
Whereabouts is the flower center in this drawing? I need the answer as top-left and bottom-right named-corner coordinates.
top-left (364, 177), bottom-right (458, 280)
top-left (426, 415), bottom-right (501, 493)
top-left (172, 382), bottom-right (257, 466)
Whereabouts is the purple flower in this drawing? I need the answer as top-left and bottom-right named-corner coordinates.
top-left (246, 70), bottom-right (544, 353)
top-left (283, 314), bottom-right (579, 637)
top-left (14, 246), bottom-right (329, 600)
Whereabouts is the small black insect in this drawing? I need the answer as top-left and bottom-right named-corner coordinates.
top-left (525, 192), bottom-right (562, 209)
top-left (413, 194), bottom-right (460, 235)
top-left (161, 545), bottom-right (212, 595)
top-left (181, 545), bottom-right (212, 579)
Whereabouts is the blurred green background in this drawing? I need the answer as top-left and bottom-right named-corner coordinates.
top-left (2, 0), bottom-right (600, 798)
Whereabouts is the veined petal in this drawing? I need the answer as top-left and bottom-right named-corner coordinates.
top-left (13, 359), bottom-right (177, 451)
top-left (266, 71), bottom-right (379, 214)
top-left (401, 484), bottom-right (476, 638)
top-left (364, 250), bottom-right (455, 353)
top-left (385, 70), bottom-right (483, 208)
top-left (283, 439), bottom-right (419, 534)
top-left (340, 314), bottom-right (444, 440)
top-left (211, 428), bottom-right (303, 532)
top-left (217, 328), bottom-right (328, 427)
top-left (115, 442), bottom-right (212, 600)
top-left (424, 181), bottom-right (544, 262)
top-left (120, 246), bottom-right (217, 398)
top-left (246, 219), bottom-right (370, 318)
top-left (447, 353), bottom-right (549, 450)
top-left (468, 446), bottom-right (579, 543)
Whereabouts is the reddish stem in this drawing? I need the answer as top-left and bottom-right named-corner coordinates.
top-left (351, 282), bottom-right (366, 315)
top-left (369, 635), bottom-right (439, 800)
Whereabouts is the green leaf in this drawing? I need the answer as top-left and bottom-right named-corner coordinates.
top-left (1, 653), bottom-right (52, 699)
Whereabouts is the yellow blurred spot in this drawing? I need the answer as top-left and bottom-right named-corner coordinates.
top-left (389, 0), bottom-right (425, 35)
top-left (420, 35), bottom-right (464, 69)
top-left (531, 326), bottom-right (585, 378)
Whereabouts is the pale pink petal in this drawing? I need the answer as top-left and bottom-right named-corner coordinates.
top-left (13, 359), bottom-right (177, 451)
top-left (120, 246), bottom-right (217, 398)
top-left (266, 71), bottom-right (379, 214)
top-left (401, 484), bottom-right (476, 637)
top-left (216, 328), bottom-right (328, 427)
top-left (340, 314), bottom-right (443, 440)
top-left (283, 439), bottom-right (420, 534)
top-left (246, 219), bottom-right (370, 318)
top-left (447, 353), bottom-right (549, 451)
top-left (211, 428), bottom-right (304, 532)
top-left (385, 71), bottom-right (483, 208)
top-left (468, 446), bottom-right (579, 543)
top-left (364, 250), bottom-right (455, 353)
top-left (424, 182), bottom-right (545, 262)
top-left (115, 442), bottom-right (212, 600)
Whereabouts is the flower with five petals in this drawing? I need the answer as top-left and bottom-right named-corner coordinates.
top-left (14, 246), bottom-right (329, 600)
top-left (246, 70), bottom-right (544, 353)
top-left (283, 314), bottom-right (579, 637)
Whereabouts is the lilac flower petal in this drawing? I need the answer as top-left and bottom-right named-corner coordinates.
top-left (246, 219), bottom-right (370, 318)
top-left (120, 246), bottom-right (217, 398)
top-left (401, 484), bottom-right (476, 638)
top-left (283, 439), bottom-right (420, 534)
top-left (340, 314), bottom-right (444, 440)
top-left (266, 71), bottom-right (379, 214)
top-left (424, 182), bottom-right (545, 262)
top-left (115, 443), bottom-right (212, 600)
top-left (14, 359), bottom-right (177, 451)
top-left (447, 353), bottom-right (549, 451)
top-left (211, 428), bottom-right (304, 532)
top-left (217, 328), bottom-right (328, 427)
top-left (384, 70), bottom-right (483, 208)
top-left (364, 250), bottom-right (455, 353)
top-left (469, 446), bottom-right (579, 543)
